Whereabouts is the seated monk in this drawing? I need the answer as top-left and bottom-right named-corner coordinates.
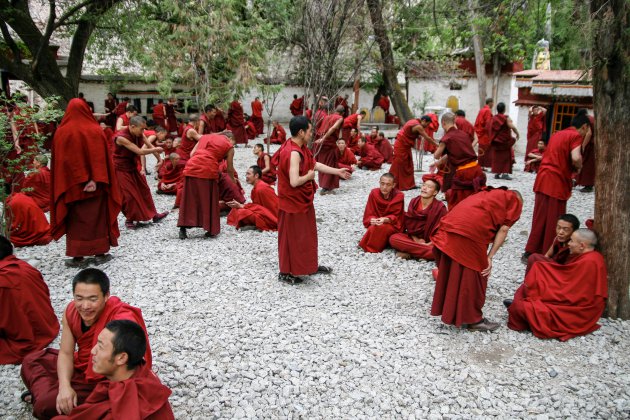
top-left (359, 173), bottom-right (405, 253)
top-left (218, 160), bottom-right (245, 213)
top-left (0, 236), bottom-right (59, 365)
top-left (161, 137), bottom-right (176, 158)
top-left (227, 165), bottom-right (279, 231)
top-left (157, 153), bottom-right (184, 195)
top-left (368, 126), bottom-right (379, 144)
top-left (389, 174), bottom-right (447, 260)
top-left (253, 143), bottom-right (276, 184)
top-left (54, 320), bottom-right (173, 419)
top-left (336, 138), bottom-right (357, 173)
top-left (506, 229), bottom-right (608, 341)
top-left (21, 155), bottom-right (51, 212)
top-left (268, 120), bottom-right (287, 145)
top-left (524, 139), bottom-right (546, 173)
top-left (245, 116), bottom-right (257, 141)
top-left (525, 213), bottom-right (579, 273)
top-left (21, 268), bottom-right (152, 419)
top-left (374, 132), bottom-right (393, 164)
top-left (6, 193), bottom-right (52, 247)
top-left (357, 136), bottom-right (384, 171)
top-left (347, 128), bottom-right (361, 155)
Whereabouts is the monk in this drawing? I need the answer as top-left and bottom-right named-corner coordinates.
top-left (374, 132), bottom-right (393, 164)
top-left (389, 174), bottom-right (447, 260)
top-left (114, 116), bottom-right (168, 230)
top-left (434, 112), bottom-right (486, 209)
top-left (161, 138), bottom-right (176, 158)
top-left (218, 166), bottom-right (246, 213)
top-left (341, 110), bottom-right (366, 141)
top-left (253, 143), bottom-right (276, 184)
top-left (177, 114), bottom-right (203, 161)
top-left (575, 113), bottom-right (595, 193)
top-left (251, 97), bottom-right (264, 135)
top-left (21, 268), bottom-right (152, 419)
top-left (151, 99), bottom-right (166, 129)
top-left (114, 105), bottom-right (137, 132)
top-left (430, 188), bottom-right (523, 331)
top-left (178, 133), bottom-right (235, 239)
top-left (268, 120), bottom-right (287, 145)
top-left (53, 320), bottom-right (173, 419)
top-left (525, 106), bottom-right (546, 159)
top-left (368, 126), bottom-right (378, 144)
top-left (198, 104), bottom-right (217, 134)
top-left (157, 153), bottom-right (184, 195)
top-left (164, 98), bottom-right (179, 134)
top-left (6, 193), bottom-right (52, 247)
top-left (227, 99), bottom-right (247, 145)
top-left (51, 99), bottom-right (122, 267)
top-left (347, 128), bottom-right (361, 154)
top-left (507, 229), bottom-right (607, 341)
top-left (359, 173), bottom-right (405, 253)
top-left (113, 97), bottom-right (128, 117)
top-left (0, 236), bottom-right (58, 365)
top-left (336, 138), bottom-right (357, 173)
top-left (289, 95), bottom-right (305, 116)
top-left (314, 105), bottom-right (345, 194)
top-left (488, 102), bottom-right (519, 180)
top-left (524, 213), bottom-right (579, 271)
top-left (474, 98), bottom-right (493, 169)
top-left (227, 165), bottom-right (279, 231)
top-left (103, 93), bottom-right (117, 129)
top-left (524, 139), bottom-right (546, 173)
top-left (357, 136), bottom-right (384, 170)
top-left (422, 113), bottom-right (440, 153)
top-left (390, 116), bottom-right (436, 190)
top-left (524, 110), bottom-right (587, 258)
top-left (22, 154), bottom-right (51, 212)
top-left (277, 116), bottom-right (350, 284)
top-left (245, 116), bottom-right (257, 140)
top-left (454, 110), bottom-right (477, 146)
top-left (141, 126), bottom-right (166, 175)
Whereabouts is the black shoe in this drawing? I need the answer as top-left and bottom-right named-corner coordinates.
top-left (317, 265), bottom-right (333, 274)
top-left (521, 252), bottom-right (531, 264)
top-left (65, 257), bottom-right (86, 268)
top-left (502, 174), bottom-right (513, 180)
top-left (204, 231), bottom-right (218, 238)
top-left (94, 254), bottom-right (113, 265)
top-left (179, 227), bottom-right (187, 240)
top-left (278, 273), bottom-right (304, 285)
top-left (494, 174), bottom-right (501, 179)
top-left (503, 299), bottom-right (513, 309)
top-left (580, 186), bottom-right (593, 193)
top-left (467, 318), bottom-right (500, 332)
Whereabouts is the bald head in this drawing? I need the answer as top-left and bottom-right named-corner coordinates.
top-left (568, 228), bottom-right (598, 255)
top-left (129, 116), bottom-right (146, 127)
top-left (441, 112), bottom-right (455, 128)
top-left (575, 229), bottom-right (598, 248)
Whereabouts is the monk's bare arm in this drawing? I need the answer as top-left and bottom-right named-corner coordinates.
top-left (116, 136), bottom-right (162, 156)
top-left (570, 146), bottom-right (583, 172)
top-left (198, 120), bottom-right (206, 134)
top-left (188, 128), bottom-right (202, 142)
top-left (433, 142), bottom-right (446, 160)
top-left (262, 155), bottom-right (271, 174)
top-left (581, 127), bottom-right (592, 151)
top-left (482, 225), bottom-right (510, 276)
top-left (289, 151), bottom-right (314, 187)
top-left (318, 118), bottom-right (343, 143)
top-left (314, 161), bottom-right (350, 179)
top-left (507, 118), bottom-right (520, 140)
top-left (413, 125), bottom-right (437, 146)
top-left (544, 243), bottom-right (554, 258)
top-left (472, 132), bottom-right (479, 148)
top-left (115, 117), bottom-right (126, 132)
top-left (56, 314), bottom-right (78, 414)
top-left (226, 149), bottom-right (236, 182)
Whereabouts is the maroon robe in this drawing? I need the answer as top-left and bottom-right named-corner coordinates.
top-left (257, 152), bottom-right (276, 184)
top-left (22, 166), bottom-right (51, 212)
top-left (289, 96), bottom-right (305, 116)
top-left (575, 115), bottom-right (595, 187)
top-left (227, 180), bottom-right (278, 231)
top-left (6, 193), bottom-right (52, 247)
top-left (315, 113), bottom-right (343, 190)
top-left (164, 103), bottom-right (177, 133)
top-left (157, 160), bottom-right (184, 194)
top-left (474, 106), bottom-right (493, 168)
top-left (390, 120), bottom-right (419, 190)
top-left (337, 147), bottom-right (357, 172)
top-left (251, 99), bottom-right (264, 134)
top-left (488, 114), bottom-right (514, 174)
top-left (269, 124), bottom-right (286, 144)
top-left (389, 198), bottom-right (447, 260)
top-left (455, 116), bottom-right (475, 142)
top-left (358, 143), bottom-right (384, 170)
top-left (374, 136), bottom-right (393, 164)
top-left (525, 111), bottom-right (546, 160)
top-left (227, 101), bottom-right (247, 145)
top-left (359, 188), bottom-right (405, 253)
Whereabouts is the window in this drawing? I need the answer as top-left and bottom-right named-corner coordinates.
top-left (552, 103), bottom-right (576, 133)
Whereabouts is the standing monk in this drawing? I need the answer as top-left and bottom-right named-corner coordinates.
top-left (289, 94), bottom-right (305, 116)
top-left (227, 98), bottom-right (247, 146)
top-left (488, 102), bottom-right (519, 180)
top-left (51, 99), bottom-right (122, 267)
top-left (454, 110), bottom-right (477, 146)
top-left (164, 97), bottom-right (179, 134)
top-left (227, 165), bottom-right (279, 231)
top-left (151, 99), bottom-right (167, 130)
top-left (113, 116), bottom-right (168, 230)
top-left (277, 116), bottom-right (350, 284)
top-left (103, 93), bottom-right (117, 129)
top-left (178, 133), bottom-right (235, 239)
top-left (20, 269), bottom-right (152, 419)
top-left (390, 115), bottom-right (436, 190)
top-left (314, 105), bottom-right (345, 194)
top-left (177, 114), bottom-right (203, 161)
top-left (251, 97), bottom-right (264, 135)
top-left (523, 110), bottom-right (588, 259)
top-left (341, 110), bottom-right (366, 141)
top-left (575, 113), bottom-right (595, 193)
top-left (430, 188), bottom-right (523, 331)
top-left (358, 173), bottom-right (405, 253)
top-left (474, 98), bottom-right (494, 169)
top-left (434, 112), bottom-right (486, 209)
top-left (198, 104), bottom-right (218, 135)
top-left (525, 106), bottom-right (546, 161)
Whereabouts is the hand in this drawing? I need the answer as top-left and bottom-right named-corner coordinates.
top-left (305, 170), bottom-right (315, 181)
top-left (153, 147), bottom-right (163, 153)
top-left (140, 168), bottom-right (146, 176)
top-left (481, 257), bottom-right (493, 277)
top-left (14, 144), bottom-right (22, 155)
top-left (56, 385), bottom-right (77, 415)
top-left (226, 200), bottom-right (244, 209)
top-left (83, 180), bottom-right (97, 192)
top-left (314, 138), bottom-right (323, 145)
top-left (338, 168), bottom-right (351, 180)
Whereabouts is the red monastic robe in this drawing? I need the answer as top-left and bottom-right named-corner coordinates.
top-left (474, 105), bottom-right (493, 168)
top-left (51, 99), bottom-right (121, 257)
top-left (524, 148), bottom-right (544, 173)
top-left (21, 297), bottom-right (152, 420)
top-left (488, 114), bottom-right (514, 174)
top-left (245, 121), bottom-right (257, 140)
top-left (389, 198), bottom-right (447, 260)
top-left (341, 113), bottom-right (361, 141)
top-left (227, 101), bottom-right (247, 145)
top-left (227, 180), bottom-right (278, 231)
top-left (422, 113), bottom-right (439, 153)
top-left (152, 103), bottom-right (166, 129)
top-left (508, 251), bottom-right (607, 341)
top-left (6, 193), bottom-right (52, 247)
top-left (374, 136), bottom-right (393, 164)
top-left (359, 188), bottom-right (405, 253)
top-left (164, 103), bottom-right (177, 133)
top-left (525, 237), bottom-right (573, 276)
top-left (358, 143), bottom-right (384, 170)
top-left (177, 124), bottom-right (197, 161)
top-left (157, 160), bottom-right (184, 194)
top-left (347, 133), bottom-right (360, 155)
top-left (22, 166), bottom-right (51, 212)
top-left (0, 255), bottom-right (59, 365)
top-left (270, 125), bottom-right (287, 145)
top-left (390, 120), bottom-right (419, 189)
top-left (104, 98), bottom-right (117, 128)
top-left (525, 111), bottom-right (545, 160)
top-left (315, 113), bottom-right (343, 190)
top-left (251, 100), bottom-right (264, 134)
top-left (289, 96), bottom-right (305, 116)
top-left (337, 147), bottom-right (357, 172)
top-left (455, 116), bottom-right (475, 143)
top-left (430, 189), bottom-right (523, 326)
top-left (257, 152), bottom-right (276, 184)
top-left (575, 115), bottom-right (595, 187)
top-left (525, 127), bottom-right (583, 254)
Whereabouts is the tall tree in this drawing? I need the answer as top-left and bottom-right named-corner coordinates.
top-left (0, 0), bottom-right (121, 106)
top-left (591, 0), bottom-right (629, 319)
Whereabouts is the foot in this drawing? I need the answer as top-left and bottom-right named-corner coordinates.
top-left (172, 205), bottom-right (179, 210)
top-left (494, 173), bottom-right (501, 179)
top-left (64, 257), bottom-right (85, 268)
top-left (521, 252), bottom-right (531, 264)
top-left (179, 227), bottom-right (187, 240)
top-left (239, 225), bottom-right (258, 231)
top-left (94, 254), bottom-right (113, 265)
top-left (316, 265), bottom-right (333, 274)
top-left (278, 273), bottom-right (304, 285)
top-left (467, 318), bottom-right (500, 332)
top-left (503, 299), bottom-right (513, 309)
top-left (156, 189), bottom-right (165, 195)
top-left (204, 231), bottom-right (218, 238)
top-left (125, 220), bottom-right (136, 230)
top-left (152, 211), bottom-right (169, 223)
top-left (320, 189), bottom-right (335, 195)
top-left (502, 174), bottom-right (513, 180)
top-left (20, 391), bottom-right (32, 404)
top-left (580, 186), bottom-right (593, 193)
top-left (396, 251), bottom-right (411, 259)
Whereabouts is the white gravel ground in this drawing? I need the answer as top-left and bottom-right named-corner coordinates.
top-left (1, 142), bottom-right (629, 419)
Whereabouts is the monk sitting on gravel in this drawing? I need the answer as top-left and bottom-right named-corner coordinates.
top-left (268, 120), bottom-right (287, 145)
top-left (0, 236), bottom-right (59, 365)
top-left (389, 174), bottom-right (447, 260)
top-left (506, 229), bottom-right (608, 341)
top-left (157, 153), bottom-right (184, 195)
top-left (54, 320), bottom-right (174, 419)
top-left (357, 136), bottom-right (384, 171)
top-left (21, 268), bottom-right (152, 419)
top-left (22, 155), bottom-right (51, 212)
top-left (525, 213), bottom-right (579, 274)
top-left (6, 192), bottom-right (52, 247)
top-left (336, 138), bottom-right (357, 173)
top-left (227, 165), bottom-right (279, 231)
top-left (253, 143), bottom-right (276, 184)
top-left (359, 173), bottom-right (405, 253)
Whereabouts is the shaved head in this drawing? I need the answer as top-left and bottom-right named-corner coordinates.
top-left (129, 116), bottom-right (146, 127)
top-left (380, 172), bottom-right (395, 182)
top-left (575, 228), bottom-right (598, 249)
top-left (441, 112), bottom-right (455, 126)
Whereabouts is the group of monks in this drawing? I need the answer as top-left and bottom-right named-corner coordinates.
top-left (0, 92), bottom-right (609, 418)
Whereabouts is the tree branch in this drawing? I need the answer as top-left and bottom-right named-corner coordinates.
top-left (31, 0), bottom-right (57, 71)
top-left (0, 20), bottom-right (22, 63)
top-left (54, 0), bottom-right (105, 29)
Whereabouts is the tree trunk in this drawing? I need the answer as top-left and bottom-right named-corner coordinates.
top-left (591, 0), bottom-right (630, 319)
top-left (366, 0), bottom-right (413, 123)
top-left (492, 52), bottom-right (500, 104)
top-left (468, 0), bottom-right (487, 109)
